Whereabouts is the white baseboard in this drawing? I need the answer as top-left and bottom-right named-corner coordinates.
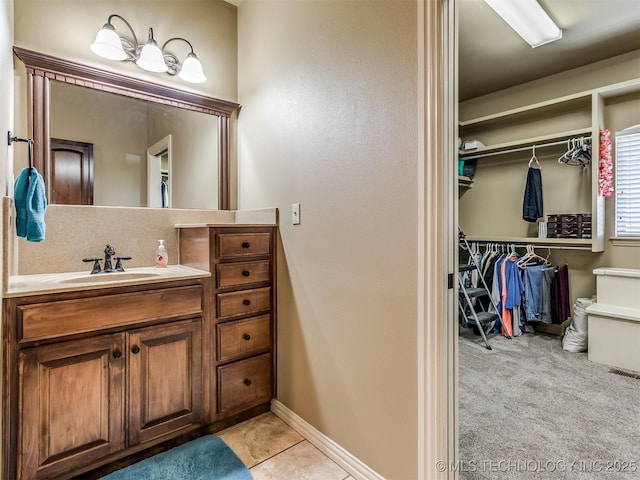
top-left (270, 399), bottom-right (385, 480)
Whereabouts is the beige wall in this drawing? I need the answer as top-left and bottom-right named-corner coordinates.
top-left (460, 51), bottom-right (640, 305)
top-left (13, 0), bottom-right (237, 102)
top-left (147, 104), bottom-right (219, 210)
top-left (1, 1), bottom-right (13, 477)
top-left (238, 1), bottom-right (418, 478)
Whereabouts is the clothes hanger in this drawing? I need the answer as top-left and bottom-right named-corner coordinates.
top-left (517, 244), bottom-right (550, 269)
top-left (528, 145), bottom-right (541, 169)
top-left (559, 137), bottom-right (591, 166)
top-left (558, 139), bottom-right (571, 164)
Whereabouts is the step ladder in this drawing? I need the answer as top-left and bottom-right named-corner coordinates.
top-left (458, 226), bottom-right (506, 350)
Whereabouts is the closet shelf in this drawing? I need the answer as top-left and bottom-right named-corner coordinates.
top-left (458, 176), bottom-right (473, 188)
top-left (459, 92), bottom-right (591, 127)
top-left (459, 128), bottom-right (592, 160)
top-left (460, 79), bottom-right (640, 128)
top-left (464, 235), bottom-right (593, 249)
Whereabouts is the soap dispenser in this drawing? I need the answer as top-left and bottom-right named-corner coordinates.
top-left (155, 240), bottom-right (168, 268)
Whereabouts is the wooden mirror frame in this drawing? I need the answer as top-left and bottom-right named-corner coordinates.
top-left (13, 46), bottom-right (240, 210)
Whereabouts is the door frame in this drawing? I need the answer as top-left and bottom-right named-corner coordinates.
top-left (147, 135), bottom-right (172, 208)
top-left (417, 0), bottom-right (458, 478)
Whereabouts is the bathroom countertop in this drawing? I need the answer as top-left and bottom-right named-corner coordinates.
top-left (175, 223), bottom-right (277, 228)
top-left (5, 265), bottom-right (210, 298)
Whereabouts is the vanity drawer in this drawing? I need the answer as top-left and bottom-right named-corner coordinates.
top-left (217, 315), bottom-right (271, 362)
top-left (218, 353), bottom-right (272, 414)
top-left (18, 285), bottom-right (203, 343)
top-left (216, 233), bottom-right (271, 259)
top-left (216, 261), bottom-right (270, 289)
top-left (217, 287), bottom-right (271, 320)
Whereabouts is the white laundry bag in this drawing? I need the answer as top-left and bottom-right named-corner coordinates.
top-left (562, 296), bottom-right (595, 353)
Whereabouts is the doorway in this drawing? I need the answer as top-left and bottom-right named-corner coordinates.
top-left (147, 135), bottom-right (172, 208)
top-left (50, 138), bottom-right (94, 205)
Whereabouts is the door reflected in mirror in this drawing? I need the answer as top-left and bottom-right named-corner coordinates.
top-left (48, 81), bottom-right (219, 209)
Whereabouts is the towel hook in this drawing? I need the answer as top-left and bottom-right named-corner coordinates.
top-left (8, 131), bottom-right (34, 178)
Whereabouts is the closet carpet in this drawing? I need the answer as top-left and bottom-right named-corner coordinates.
top-left (458, 328), bottom-right (640, 480)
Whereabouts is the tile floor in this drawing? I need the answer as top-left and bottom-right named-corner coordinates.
top-left (217, 412), bottom-right (356, 480)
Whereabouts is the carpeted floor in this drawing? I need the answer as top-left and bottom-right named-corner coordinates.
top-left (458, 328), bottom-right (640, 479)
top-left (100, 435), bottom-right (252, 480)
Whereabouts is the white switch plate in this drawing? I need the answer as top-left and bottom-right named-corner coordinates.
top-left (292, 203), bottom-right (300, 225)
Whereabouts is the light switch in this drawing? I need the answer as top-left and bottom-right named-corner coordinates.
top-left (292, 203), bottom-right (300, 225)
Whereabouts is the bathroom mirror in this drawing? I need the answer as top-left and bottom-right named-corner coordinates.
top-left (14, 47), bottom-right (239, 210)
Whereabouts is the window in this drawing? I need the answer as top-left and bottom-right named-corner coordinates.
top-left (615, 126), bottom-right (640, 237)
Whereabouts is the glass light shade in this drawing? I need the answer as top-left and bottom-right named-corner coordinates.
top-left (484, 0), bottom-right (562, 48)
top-left (90, 25), bottom-right (127, 60)
top-left (136, 42), bottom-right (168, 73)
top-left (178, 53), bottom-right (206, 83)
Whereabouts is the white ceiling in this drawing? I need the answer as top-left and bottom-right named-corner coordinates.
top-left (459, 0), bottom-right (640, 101)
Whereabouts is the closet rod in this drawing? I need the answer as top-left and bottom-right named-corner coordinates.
top-left (468, 241), bottom-right (592, 252)
top-left (459, 137), bottom-right (591, 161)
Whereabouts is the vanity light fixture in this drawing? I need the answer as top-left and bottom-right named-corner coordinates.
top-left (484, 0), bottom-right (562, 48)
top-left (90, 14), bottom-right (206, 83)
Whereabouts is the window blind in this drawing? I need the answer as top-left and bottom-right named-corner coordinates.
top-left (615, 126), bottom-right (640, 237)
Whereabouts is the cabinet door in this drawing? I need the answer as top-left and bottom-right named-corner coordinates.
top-left (19, 333), bottom-right (125, 480)
top-left (128, 319), bottom-right (203, 445)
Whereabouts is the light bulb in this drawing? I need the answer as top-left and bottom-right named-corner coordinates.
top-left (178, 53), bottom-right (206, 83)
top-left (90, 24), bottom-right (127, 61)
top-left (136, 41), bottom-right (168, 73)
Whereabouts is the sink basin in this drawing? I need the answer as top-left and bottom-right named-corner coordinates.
top-left (60, 272), bottom-right (161, 284)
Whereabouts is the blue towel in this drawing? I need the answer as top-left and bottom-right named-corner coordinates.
top-left (14, 167), bottom-right (47, 242)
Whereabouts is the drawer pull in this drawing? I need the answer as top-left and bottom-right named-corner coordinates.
top-left (243, 378), bottom-right (252, 386)
top-left (243, 333), bottom-right (251, 341)
top-left (242, 270), bottom-right (251, 277)
top-left (242, 299), bottom-right (251, 306)
top-left (242, 242), bottom-right (251, 249)
top-left (131, 345), bottom-right (140, 354)
top-left (112, 350), bottom-right (122, 359)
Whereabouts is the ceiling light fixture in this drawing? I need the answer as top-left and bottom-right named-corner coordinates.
top-left (484, 0), bottom-right (562, 48)
top-left (90, 14), bottom-right (206, 83)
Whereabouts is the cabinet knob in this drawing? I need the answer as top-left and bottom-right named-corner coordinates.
top-left (243, 378), bottom-right (252, 386)
top-left (112, 350), bottom-right (122, 359)
top-left (243, 333), bottom-right (251, 341)
top-left (242, 270), bottom-right (251, 277)
top-left (131, 345), bottom-right (140, 354)
top-left (242, 299), bottom-right (251, 306)
top-left (242, 242), bottom-right (251, 249)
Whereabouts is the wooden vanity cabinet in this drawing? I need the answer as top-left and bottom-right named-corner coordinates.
top-left (3, 280), bottom-right (205, 480)
top-left (127, 318), bottom-right (202, 445)
top-left (19, 333), bottom-right (126, 480)
top-left (179, 225), bottom-right (277, 425)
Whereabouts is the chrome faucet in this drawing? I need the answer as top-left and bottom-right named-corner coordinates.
top-left (83, 245), bottom-right (132, 274)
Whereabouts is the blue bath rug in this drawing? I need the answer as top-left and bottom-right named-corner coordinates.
top-left (100, 435), bottom-right (252, 480)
